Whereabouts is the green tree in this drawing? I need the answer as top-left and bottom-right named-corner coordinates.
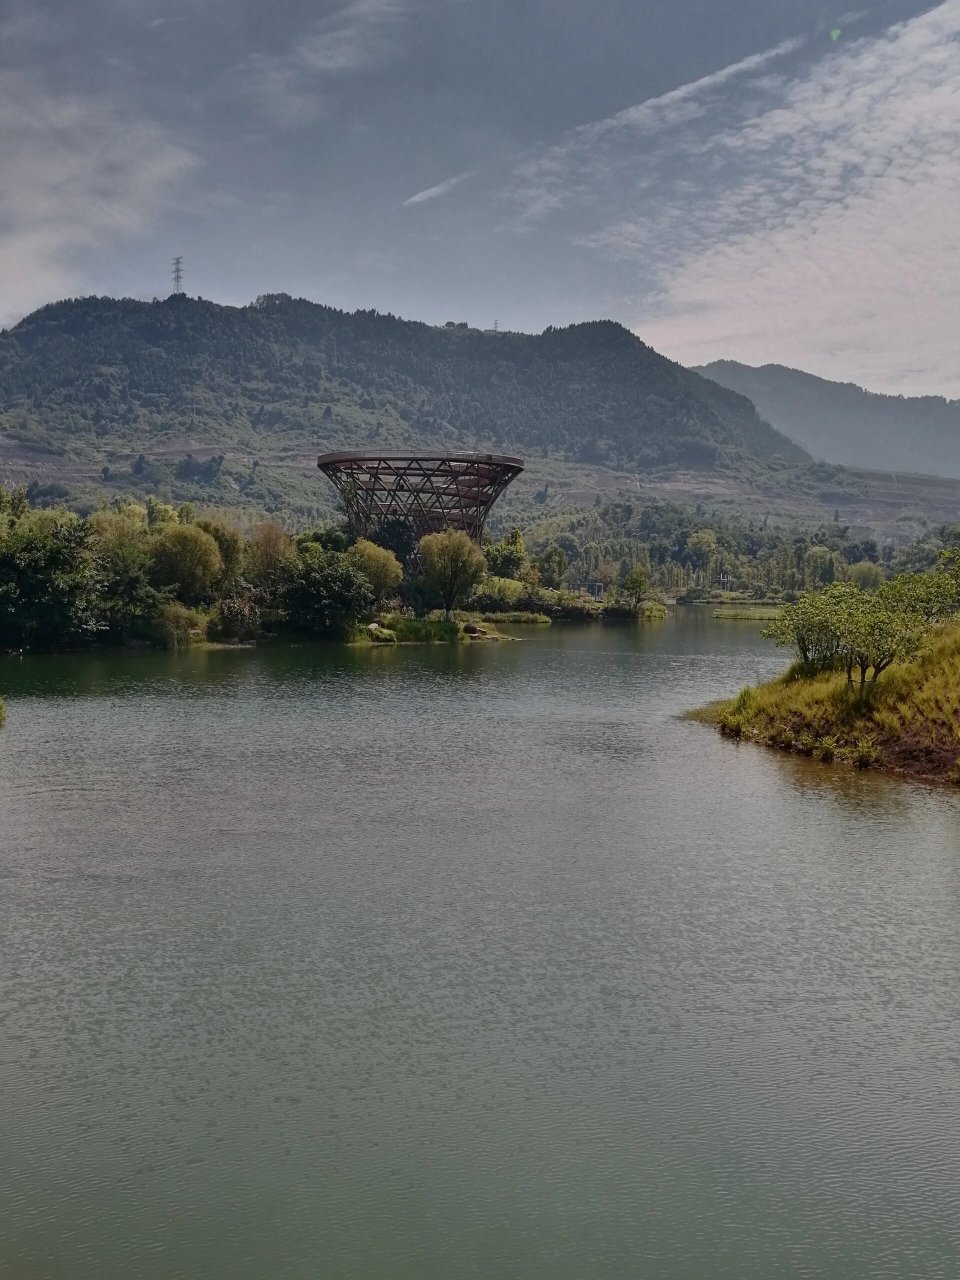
top-left (196, 518), bottom-right (244, 586)
top-left (88, 506), bottom-right (158, 640)
top-left (145, 496), bottom-right (177, 527)
top-left (0, 516), bottom-right (103, 650)
top-left (149, 524), bottom-right (224, 604)
top-left (847, 560), bottom-right (883, 590)
top-left (685, 529), bottom-right (718, 578)
top-left (485, 527), bottom-right (526, 579)
top-left (244, 521), bottom-right (295, 607)
top-left (284, 546), bottom-right (374, 638)
top-left (620, 565), bottom-right (648, 609)
top-left (535, 543), bottom-right (567, 589)
top-left (419, 530), bottom-right (487, 619)
top-left (346, 538), bottom-right (403, 606)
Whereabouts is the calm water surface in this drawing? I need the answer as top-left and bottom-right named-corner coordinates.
top-left (2, 614), bottom-right (960, 1278)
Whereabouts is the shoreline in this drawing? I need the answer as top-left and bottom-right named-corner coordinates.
top-left (691, 626), bottom-right (960, 787)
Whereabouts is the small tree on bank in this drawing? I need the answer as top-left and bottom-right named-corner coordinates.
top-left (346, 538), bottom-right (403, 607)
top-left (419, 530), bottom-right (487, 620)
top-left (620, 565), bottom-right (648, 610)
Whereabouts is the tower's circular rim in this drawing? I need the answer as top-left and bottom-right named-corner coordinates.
top-left (317, 450), bottom-right (523, 468)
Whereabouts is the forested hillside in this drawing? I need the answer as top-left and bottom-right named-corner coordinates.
top-left (697, 360), bottom-right (960, 479)
top-left (0, 294), bottom-right (805, 515)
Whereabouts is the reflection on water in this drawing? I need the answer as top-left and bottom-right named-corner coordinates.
top-left (2, 615), bottom-right (960, 1279)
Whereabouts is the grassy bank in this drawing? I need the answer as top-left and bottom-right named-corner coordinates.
top-left (354, 616), bottom-right (509, 645)
top-left (712, 605), bottom-right (783, 621)
top-left (695, 625), bottom-right (960, 783)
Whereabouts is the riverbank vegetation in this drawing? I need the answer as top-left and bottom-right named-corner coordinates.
top-left (0, 485), bottom-right (666, 654)
top-left (523, 498), bottom-right (960, 603)
top-left (698, 557), bottom-right (960, 782)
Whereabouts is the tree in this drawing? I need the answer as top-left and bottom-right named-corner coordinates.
top-left (346, 538), bottom-right (403, 606)
top-left (284, 546), bottom-right (374, 638)
top-left (685, 529), bottom-right (718, 575)
top-left (620, 565), bottom-right (648, 609)
top-left (0, 516), bottom-right (103, 650)
top-left (196, 518), bottom-right (244, 585)
top-left (88, 506), bottom-right (158, 640)
top-left (419, 530), bottom-right (486, 619)
top-left (368, 515), bottom-right (418, 566)
top-left (149, 524), bottom-right (224, 604)
top-left (244, 521), bottom-right (295, 606)
top-left (535, 543), bottom-right (567, 589)
top-left (485, 527), bottom-right (526, 579)
top-left (145, 496), bottom-right (177, 527)
top-left (847, 560), bottom-right (883, 590)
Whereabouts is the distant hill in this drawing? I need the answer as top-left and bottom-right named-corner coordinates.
top-left (0, 294), bottom-right (805, 514)
top-left (696, 360), bottom-right (960, 480)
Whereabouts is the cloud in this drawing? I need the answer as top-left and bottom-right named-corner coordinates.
top-left (0, 71), bottom-right (196, 326)
top-left (510, 36), bottom-right (806, 222)
top-left (235, 0), bottom-right (409, 127)
top-left (402, 171), bottom-right (474, 207)
top-left (508, 1), bottom-right (960, 396)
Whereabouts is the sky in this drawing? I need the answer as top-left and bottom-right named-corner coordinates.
top-left (2, 0), bottom-right (958, 396)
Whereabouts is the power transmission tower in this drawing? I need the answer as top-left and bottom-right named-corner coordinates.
top-left (172, 256), bottom-right (184, 294)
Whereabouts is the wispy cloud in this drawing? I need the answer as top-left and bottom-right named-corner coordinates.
top-left (510, 36), bottom-right (806, 222)
top-left (0, 71), bottom-right (195, 326)
top-left (234, 0), bottom-right (409, 127)
top-left (508, 1), bottom-right (960, 395)
top-left (402, 171), bottom-right (474, 207)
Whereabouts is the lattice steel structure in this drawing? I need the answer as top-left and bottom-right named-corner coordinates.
top-left (317, 451), bottom-right (524, 544)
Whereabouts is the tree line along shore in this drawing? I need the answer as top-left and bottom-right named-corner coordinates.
top-left (0, 484), bottom-right (668, 662)
top-left (695, 557), bottom-right (960, 784)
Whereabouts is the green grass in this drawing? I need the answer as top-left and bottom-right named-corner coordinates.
top-left (383, 617), bottom-right (460, 644)
top-left (476, 611), bottom-right (551, 625)
top-left (712, 605), bottom-right (783, 621)
top-left (694, 625), bottom-right (960, 782)
top-left (0, 696), bottom-right (5, 728)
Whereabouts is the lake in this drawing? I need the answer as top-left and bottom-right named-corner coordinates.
top-left (3, 614), bottom-right (960, 1278)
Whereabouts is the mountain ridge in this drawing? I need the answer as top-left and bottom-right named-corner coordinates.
top-left (0, 294), bottom-right (805, 518)
top-left (696, 360), bottom-right (960, 479)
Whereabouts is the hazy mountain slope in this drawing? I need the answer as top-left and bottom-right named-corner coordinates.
top-left (696, 360), bottom-right (960, 479)
top-left (0, 295), bottom-right (805, 488)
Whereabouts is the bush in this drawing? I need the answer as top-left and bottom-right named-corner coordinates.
top-left (212, 593), bottom-right (261, 642)
top-left (853, 735), bottom-right (881, 769)
top-left (153, 601), bottom-right (207, 651)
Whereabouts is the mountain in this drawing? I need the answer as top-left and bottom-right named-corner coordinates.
top-left (696, 360), bottom-right (960, 480)
top-left (0, 294), bottom-right (805, 515)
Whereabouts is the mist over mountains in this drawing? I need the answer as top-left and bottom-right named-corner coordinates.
top-left (697, 361), bottom-right (960, 480)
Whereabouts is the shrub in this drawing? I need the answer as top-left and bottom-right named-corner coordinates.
top-left (212, 593), bottom-right (261, 642)
top-left (853, 735), bottom-right (881, 770)
top-left (154, 601), bottom-right (207, 651)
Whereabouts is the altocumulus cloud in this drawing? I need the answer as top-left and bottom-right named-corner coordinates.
top-left (0, 70), bottom-right (195, 327)
top-left (510, 1), bottom-right (960, 396)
